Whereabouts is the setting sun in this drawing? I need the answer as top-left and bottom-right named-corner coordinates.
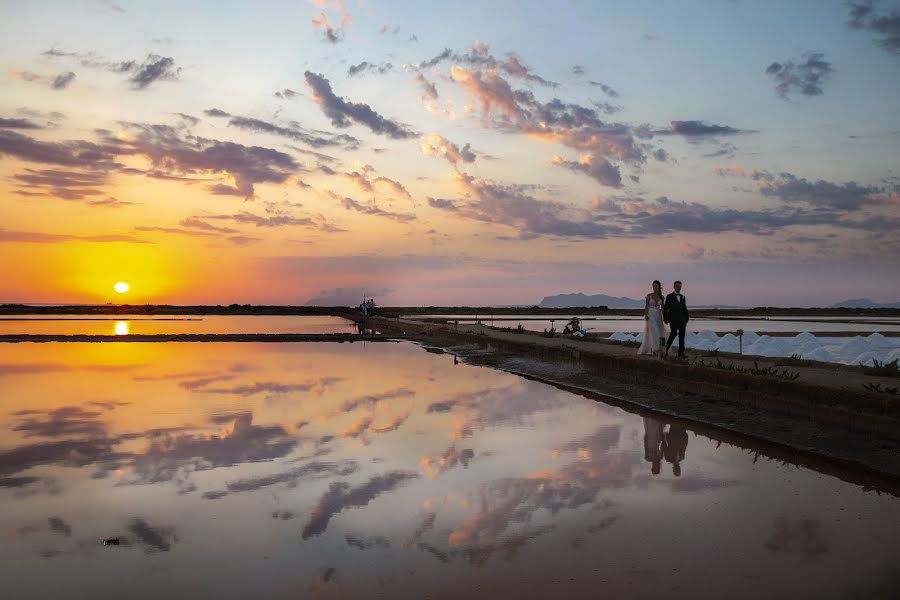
top-left (114, 282), bottom-right (129, 294)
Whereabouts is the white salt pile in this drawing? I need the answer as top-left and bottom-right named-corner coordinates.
top-left (609, 330), bottom-right (900, 365)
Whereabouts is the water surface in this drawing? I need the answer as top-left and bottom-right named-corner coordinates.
top-left (1, 342), bottom-right (897, 599)
top-left (0, 315), bottom-right (357, 336)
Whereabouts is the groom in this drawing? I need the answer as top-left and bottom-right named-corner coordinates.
top-left (663, 280), bottom-right (689, 358)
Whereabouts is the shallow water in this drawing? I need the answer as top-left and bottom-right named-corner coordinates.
top-left (0, 315), bottom-right (357, 336)
top-left (415, 315), bottom-right (900, 334)
top-left (1, 342), bottom-right (898, 599)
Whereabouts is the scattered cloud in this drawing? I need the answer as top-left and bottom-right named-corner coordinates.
top-left (429, 171), bottom-right (619, 239)
top-left (846, 1), bottom-right (900, 56)
top-left (418, 42), bottom-right (557, 87)
top-left (347, 61), bottom-right (392, 77)
top-left (329, 192), bottom-right (417, 223)
top-left (302, 470), bottom-right (419, 538)
top-left (311, 0), bottom-right (352, 43)
top-left (51, 71), bottom-right (76, 90)
top-left (656, 120), bottom-right (755, 138)
top-left (552, 154), bottom-right (622, 187)
top-left (43, 49), bottom-right (180, 90)
top-left (765, 52), bottom-right (834, 99)
top-left (421, 134), bottom-right (476, 166)
top-left (8, 69), bottom-right (76, 91)
top-left (0, 118), bottom-right (43, 130)
top-left (227, 115), bottom-right (360, 150)
top-left (304, 71), bottom-right (418, 139)
top-left (0, 228), bottom-right (148, 244)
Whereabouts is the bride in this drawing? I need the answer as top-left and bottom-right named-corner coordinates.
top-left (638, 280), bottom-right (666, 357)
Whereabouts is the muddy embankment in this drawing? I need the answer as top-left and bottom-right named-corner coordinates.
top-left (368, 316), bottom-right (900, 489)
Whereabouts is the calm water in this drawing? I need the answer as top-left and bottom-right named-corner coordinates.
top-left (0, 315), bottom-right (357, 336)
top-left (412, 315), bottom-right (900, 334)
top-left (1, 342), bottom-right (898, 599)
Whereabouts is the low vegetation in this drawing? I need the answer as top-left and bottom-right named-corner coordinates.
top-left (860, 358), bottom-right (899, 377)
top-left (694, 357), bottom-right (801, 381)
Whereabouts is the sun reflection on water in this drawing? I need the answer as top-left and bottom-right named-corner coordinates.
top-left (114, 321), bottom-right (129, 335)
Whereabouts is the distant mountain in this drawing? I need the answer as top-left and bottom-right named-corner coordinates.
top-left (539, 292), bottom-right (644, 309)
top-left (831, 298), bottom-right (900, 309)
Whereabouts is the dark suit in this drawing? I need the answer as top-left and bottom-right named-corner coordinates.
top-left (663, 291), bottom-right (689, 356)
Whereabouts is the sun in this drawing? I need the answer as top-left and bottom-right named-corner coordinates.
top-left (114, 281), bottom-right (130, 294)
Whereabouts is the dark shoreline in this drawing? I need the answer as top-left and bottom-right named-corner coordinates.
top-left (2, 303), bottom-right (899, 318)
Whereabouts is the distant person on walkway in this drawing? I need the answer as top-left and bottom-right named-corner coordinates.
top-left (643, 416), bottom-right (664, 475)
top-left (638, 280), bottom-right (666, 357)
top-left (664, 280), bottom-right (689, 358)
top-left (663, 424), bottom-right (688, 477)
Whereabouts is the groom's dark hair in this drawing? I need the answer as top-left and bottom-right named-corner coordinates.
top-left (673, 280), bottom-right (682, 285)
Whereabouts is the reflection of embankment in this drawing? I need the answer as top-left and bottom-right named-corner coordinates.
top-left (371, 317), bottom-right (900, 492)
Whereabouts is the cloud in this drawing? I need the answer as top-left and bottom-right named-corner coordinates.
top-left (51, 71), bottom-right (76, 90)
top-left (311, 0), bottom-right (352, 43)
top-left (126, 413), bottom-right (299, 485)
top-left (227, 115), bottom-right (360, 149)
top-left (12, 406), bottom-right (107, 438)
top-left (682, 243), bottom-right (707, 260)
top-left (657, 120), bottom-right (754, 137)
top-left (218, 460), bottom-right (360, 495)
top-left (430, 171), bottom-right (619, 239)
top-left (0, 117), bottom-right (44, 129)
top-left (127, 518), bottom-right (175, 553)
top-left (551, 154), bottom-right (622, 187)
top-left (342, 168), bottom-right (412, 199)
top-left (345, 533), bottom-right (390, 549)
top-left (847, 1), bottom-right (900, 56)
top-left (121, 123), bottom-right (300, 198)
top-left (419, 444), bottom-right (476, 477)
top-left (47, 516), bottom-right (72, 537)
top-left (448, 65), bottom-right (653, 183)
top-left (421, 134), bottom-right (476, 166)
top-left (0, 228), bottom-right (148, 244)
top-left (324, 190), bottom-right (416, 222)
top-left (588, 81), bottom-right (620, 98)
top-left (8, 69), bottom-right (75, 91)
top-left (11, 167), bottom-right (108, 200)
top-left (347, 61), bottom-right (392, 77)
top-left (336, 387), bottom-right (416, 414)
top-left (44, 49), bottom-right (180, 89)
top-left (0, 128), bottom-right (124, 169)
top-left (204, 108), bottom-right (231, 118)
top-left (274, 88), bottom-right (297, 99)
top-left (304, 71), bottom-right (418, 139)
top-left (715, 166), bottom-right (887, 211)
top-left (765, 52), bottom-right (834, 99)
top-left (301, 470), bottom-right (419, 538)
top-left (418, 43), bottom-right (556, 86)
top-left (195, 378), bottom-right (340, 396)
top-left (413, 73), bottom-right (438, 100)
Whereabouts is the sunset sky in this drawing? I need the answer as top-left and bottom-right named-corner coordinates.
top-left (2, 0), bottom-right (899, 306)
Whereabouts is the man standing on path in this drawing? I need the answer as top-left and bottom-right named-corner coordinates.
top-left (663, 280), bottom-right (689, 358)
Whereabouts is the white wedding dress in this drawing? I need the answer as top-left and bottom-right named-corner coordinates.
top-left (637, 296), bottom-right (665, 356)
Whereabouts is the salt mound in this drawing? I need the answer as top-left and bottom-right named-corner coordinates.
top-left (866, 333), bottom-right (892, 349)
top-left (839, 337), bottom-right (870, 356)
top-left (804, 348), bottom-right (834, 362)
top-left (715, 334), bottom-right (741, 353)
top-left (741, 331), bottom-right (760, 344)
top-left (609, 332), bottom-right (628, 341)
top-left (794, 332), bottom-right (818, 344)
top-left (853, 351), bottom-right (887, 367)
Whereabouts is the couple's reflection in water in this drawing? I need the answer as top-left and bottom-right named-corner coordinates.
top-left (643, 416), bottom-right (688, 476)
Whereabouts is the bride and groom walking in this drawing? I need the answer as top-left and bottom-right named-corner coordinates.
top-left (638, 280), bottom-right (689, 358)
